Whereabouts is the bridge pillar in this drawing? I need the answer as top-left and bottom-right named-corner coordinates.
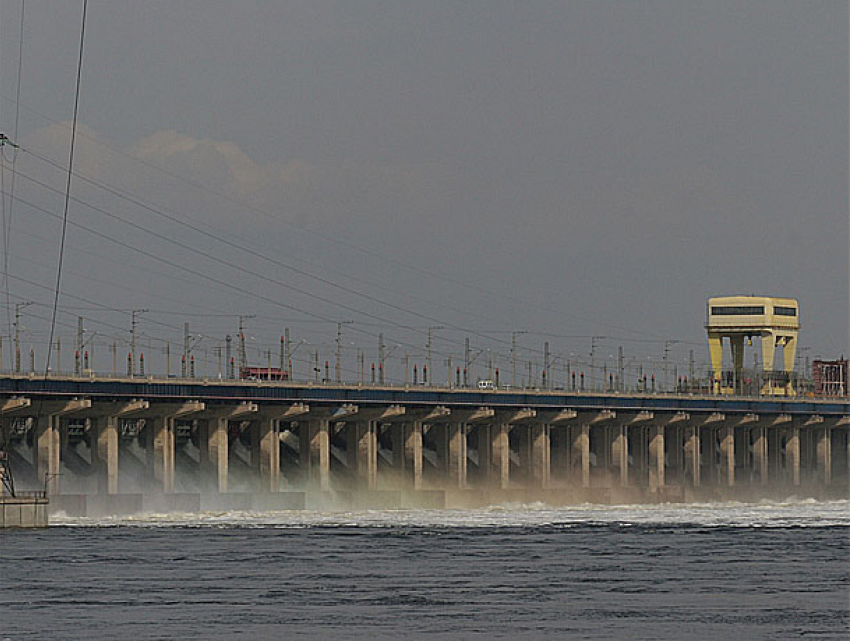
top-left (206, 418), bottom-right (229, 492)
top-left (817, 426), bottom-right (832, 487)
top-left (753, 426), bottom-right (768, 485)
top-left (648, 425), bottom-right (665, 492)
top-left (33, 399), bottom-right (91, 495)
top-left (572, 425), bottom-right (590, 489)
top-left (719, 426), bottom-right (735, 487)
top-left (630, 426), bottom-right (647, 488)
top-left (476, 424), bottom-right (491, 485)
top-left (447, 422), bottom-right (467, 488)
top-left (196, 403), bottom-right (257, 493)
top-left (254, 404), bottom-right (308, 493)
top-left (35, 416), bottom-right (60, 496)
top-left (612, 425), bottom-right (628, 487)
top-left (531, 423), bottom-right (550, 489)
top-left (488, 409), bottom-right (531, 490)
top-left (516, 424), bottom-right (533, 485)
top-left (355, 421), bottom-right (378, 490)
top-left (151, 417), bottom-right (176, 493)
top-left (405, 420), bottom-right (424, 489)
top-left (95, 417), bottom-right (120, 494)
top-left (257, 418), bottom-right (280, 491)
top-left (492, 424), bottom-right (511, 490)
top-left (303, 419), bottom-right (331, 491)
top-left (787, 424), bottom-right (801, 486)
top-left (684, 426), bottom-right (700, 487)
top-left (86, 400), bottom-right (149, 495)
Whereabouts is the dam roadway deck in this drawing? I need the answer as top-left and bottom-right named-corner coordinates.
top-left (1, 374), bottom-right (848, 516)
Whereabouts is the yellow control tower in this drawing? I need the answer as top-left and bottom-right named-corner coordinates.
top-left (706, 295), bottom-right (799, 396)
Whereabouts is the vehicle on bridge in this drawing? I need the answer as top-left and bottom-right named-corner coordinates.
top-left (240, 366), bottom-right (289, 381)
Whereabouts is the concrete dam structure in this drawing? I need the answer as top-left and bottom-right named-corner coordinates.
top-left (1, 374), bottom-right (848, 517)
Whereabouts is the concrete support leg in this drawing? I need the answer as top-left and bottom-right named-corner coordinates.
top-left (612, 425), bottom-right (628, 487)
top-left (597, 425), bottom-right (612, 484)
top-left (817, 428), bottom-right (832, 486)
top-left (754, 426), bottom-right (768, 485)
top-left (309, 419), bottom-right (331, 491)
top-left (572, 425), bottom-right (590, 489)
top-left (208, 418), bottom-right (229, 493)
top-left (684, 426), bottom-right (700, 487)
top-left (719, 426), bottom-right (735, 487)
top-left (357, 421), bottom-right (377, 490)
top-left (787, 426), bottom-right (800, 486)
top-left (516, 425), bottom-right (532, 485)
top-left (648, 425), bottom-right (665, 492)
top-left (152, 417), bottom-right (176, 493)
top-left (631, 426), bottom-right (647, 487)
top-left (531, 423), bottom-right (550, 489)
top-left (405, 421), bottom-right (423, 489)
top-left (492, 424), bottom-right (511, 490)
top-left (477, 425), bottom-right (491, 486)
top-left (36, 415), bottom-right (60, 495)
top-left (448, 422), bottom-right (467, 488)
top-left (258, 418), bottom-right (280, 492)
top-left (96, 416), bottom-right (119, 494)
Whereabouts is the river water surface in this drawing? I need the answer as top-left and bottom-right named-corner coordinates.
top-left (2, 500), bottom-right (848, 640)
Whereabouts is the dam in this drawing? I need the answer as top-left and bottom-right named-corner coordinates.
top-left (0, 373), bottom-right (847, 518)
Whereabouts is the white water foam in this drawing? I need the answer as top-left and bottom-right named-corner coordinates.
top-left (50, 498), bottom-right (850, 529)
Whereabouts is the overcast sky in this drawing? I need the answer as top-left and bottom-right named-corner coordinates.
top-left (0, 1), bottom-right (846, 385)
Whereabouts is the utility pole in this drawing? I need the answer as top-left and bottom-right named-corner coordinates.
top-left (426, 326), bottom-right (443, 386)
top-left (129, 309), bottom-right (148, 377)
top-left (378, 333), bottom-right (385, 384)
top-left (225, 335), bottom-right (232, 378)
top-left (75, 316), bottom-right (84, 375)
top-left (284, 328), bottom-right (290, 377)
top-left (590, 336), bottom-right (606, 392)
top-left (618, 346), bottom-right (624, 392)
top-left (464, 338), bottom-right (470, 387)
top-left (238, 315), bottom-right (255, 375)
top-left (183, 322), bottom-right (191, 377)
top-left (511, 331), bottom-right (527, 388)
top-left (335, 320), bottom-right (353, 383)
top-left (13, 302), bottom-right (33, 373)
top-left (663, 340), bottom-right (679, 392)
top-left (543, 341), bottom-right (550, 390)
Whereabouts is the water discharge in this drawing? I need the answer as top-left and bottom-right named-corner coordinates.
top-left (49, 497), bottom-right (850, 528)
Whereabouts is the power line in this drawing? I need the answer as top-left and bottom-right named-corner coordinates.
top-left (44, 0), bottom-right (87, 380)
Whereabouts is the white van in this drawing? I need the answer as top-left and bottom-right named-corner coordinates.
top-left (478, 380), bottom-right (495, 390)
